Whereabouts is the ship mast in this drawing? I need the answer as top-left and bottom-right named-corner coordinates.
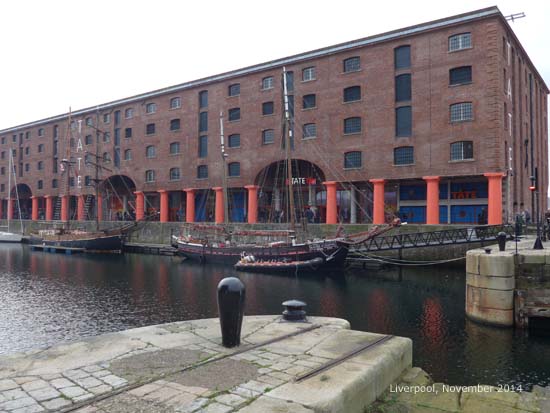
top-left (219, 111), bottom-right (229, 224)
top-left (282, 67), bottom-right (296, 231)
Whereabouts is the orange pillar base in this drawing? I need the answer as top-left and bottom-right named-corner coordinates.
top-left (45, 196), bottom-right (53, 221)
top-left (77, 195), bottom-right (85, 221)
top-left (245, 185), bottom-right (259, 224)
top-left (213, 187), bottom-right (224, 224)
top-left (7, 199), bottom-right (14, 220)
top-left (484, 172), bottom-right (504, 225)
top-left (159, 190), bottom-right (169, 223)
top-left (97, 194), bottom-right (103, 221)
top-left (369, 179), bottom-right (386, 224)
top-left (31, 196), bottom-right (39, 221)
top-left (134, 191), bottom-right (144, 221)
top-left (423, 176), bottom-right (440, 225)
top-left (184, 189), bottom-right (196, 223)
top-left (61, 195), bottom-right (69, 221)
top-left (323, 181), bottom-right (338, 224)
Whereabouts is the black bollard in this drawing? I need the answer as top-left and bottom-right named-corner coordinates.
top-left (497, 231), bottom-right (507, 252)
top-left (282, 300), bottom-right (307, 322)
top-left (217, 277), bottom-right (246, 348)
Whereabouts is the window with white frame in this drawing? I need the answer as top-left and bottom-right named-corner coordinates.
top-left (303, 123), bottom-right (316, 139)
top-left (146, 145), bottom-right (156, 158)
top-left (449, 33), bottom-right (472, 52)
top-left (145, 170), bottom-right (155, 182)
top-left (146, 103), bottom-right (157, 114)
top-left (170, 167), bottom-right (181, 180)
top-left (450, 141), bottom-right (473, 161)
top-left (262, 76), bottom-right (274, 90)
top-left (302, 67), bottom-right (316, 82)
top-left (450, 102), bottom-right (473, 122)
top-left (170, 97), bottom-right (181, 109)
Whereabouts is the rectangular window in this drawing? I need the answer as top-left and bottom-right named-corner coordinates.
top-left (343, 86), bottom-right (361, 102)
top-left (198, 135), bottom-right (207, 158)
top-left (395, 74), bottom-right (411, 102)
top-left (394, 147), bottom-right (414, 165)
top-left (170, 97), bottom-right (181, 109)
top-left (302, 67), bottom-right (316, 81)
top-left (170, 168), bottom-right (181, 180)
top-left (262, 76), bottom-right (274, 90)
top-left (343, 56), bottom-right (360, 73)
top-left (199, 90), bottom-right (208, 108)
top-left (262, 129), bottom-right (274, 144)
top-left (103, 132), bottom-right (111, 142)
top-left (228, 108), bottom-right (240, 121)
top-left (344, 117), bottom-right (361, 134)
top-left (303, 123), bottom-right (316, 139)
top-left (37, 180), bottom-right (43, 189)
top-left (285, 71), bottom-right (294, 92)
top-left (199, 112), bottom-right (208, 132)
top-left (449, 33), bottom-right (471, 51)
top-left (114, 148), bottom-right (120, 168)
top-left (262, 101), bottom-right (274, 115)
top-left (145, 170), bottom-right (155, 182)
top-left (38, 144), bottom-right (44, 152)
top-left (228, 162), bottom-right (240, 177)
top-left (396, 106), bottom-right (412, 137)
top-left (114, 110), bottom-right (121, 126)
top-left (146, 103), bottom-right (157, 114)
top-left (197, 165), bottom-right (208, 179)
top-left (450, 66), bottom-right (472, 85)
top-left (228, 83), bottom-right (240, 96)
top-left (450, 141), bottom-right (473, 161)
top-left (344, 151), bottom-right (362, 168)
top-left (103, 113), bottom-right (111, 124)
top-left (38, 128), bottom-right (44, 137)
top-left (125, 108), bottom-right (133, 119)
top-left (114, 129), bottom-right (120, 146)
top-left (170, 142), bottom-right (180, 154)
top-left (302, 94), bottom-right (316, 109)
top-left (170, 119), bottom-right (181, 131)
top-left (85, 176), bottom-right (92, 186)
top-left (394, 46), bottom-right (411, 69)
top-left (228, 134), bottom-right (240, 148)
top-left (450, 102), bottom-right (473, 122)
top-left (124, 128), bottom-right (132, 138)
top-left (146, 123), bottom-right (156, 135)
top-left (52, 179), bottom-right (58, 188)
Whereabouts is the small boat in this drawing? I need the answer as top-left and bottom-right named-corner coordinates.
top-left (234, 255), bottom-right (325, 274)
top-left (0, 150), bottom-right (23, 243)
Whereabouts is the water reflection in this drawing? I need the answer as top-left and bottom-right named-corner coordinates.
top-left (0, 243), bottom-right (549, 389)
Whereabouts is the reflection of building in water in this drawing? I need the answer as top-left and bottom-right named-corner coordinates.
top-left (0, 7), bottom-right (547, 226)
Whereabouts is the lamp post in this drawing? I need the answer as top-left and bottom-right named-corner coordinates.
top-left (531, 170), bottom-right (543, 250)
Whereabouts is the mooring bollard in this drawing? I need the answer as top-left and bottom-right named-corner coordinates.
top-left (282, 299), bottom-right (307, 322)
top-left (217, 277), bottom-right (246, 348)
top-left (497, 231), bottom-right (507, 252)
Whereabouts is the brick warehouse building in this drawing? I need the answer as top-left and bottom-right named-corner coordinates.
top-left (0, 6), bottom-right (548, 226)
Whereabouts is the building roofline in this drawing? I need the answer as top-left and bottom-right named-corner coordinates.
top-left (2, 5), bottom-right (542, 134)
top-left (498, 15), bottom-right (549, 93)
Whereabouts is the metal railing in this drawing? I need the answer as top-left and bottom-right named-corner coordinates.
top-left (350, 225), bottom-right (514, 252)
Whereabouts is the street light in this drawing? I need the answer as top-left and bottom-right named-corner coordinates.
top-left (531, 171), bottom-right (543, 250)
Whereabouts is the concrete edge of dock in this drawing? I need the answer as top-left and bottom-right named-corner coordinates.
top-left (0, 315), bottom-right (412, 413)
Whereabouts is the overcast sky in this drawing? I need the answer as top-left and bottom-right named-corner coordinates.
top-left (0, 0), bottom-right (548, 131)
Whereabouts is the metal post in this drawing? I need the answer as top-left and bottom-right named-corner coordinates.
top-left (217, 277), bottom-right (246, 347)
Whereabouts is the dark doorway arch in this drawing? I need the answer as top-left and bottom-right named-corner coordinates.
top-left (253, 159), bottom-right (326, 223)
top-left (10, 184), bottom-right (32, 219)
top-left (100, 175), bottom-right (137, 221)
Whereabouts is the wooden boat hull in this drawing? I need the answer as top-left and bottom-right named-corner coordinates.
top-left (235, 257), bottom-right (326, 274)
top-left (29, 234), bottom-right (124, 253)
top-left (173, 236), bottom-right (348, 267)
